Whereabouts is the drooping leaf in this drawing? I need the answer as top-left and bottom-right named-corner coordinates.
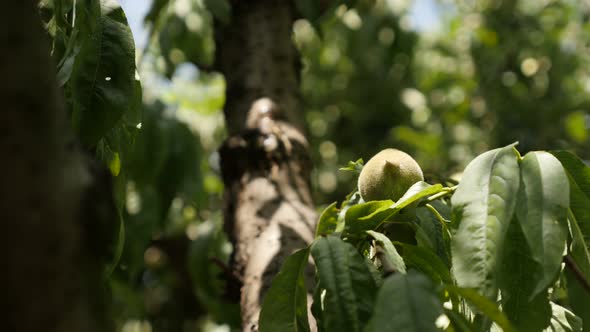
top-left (445, 309), bottom-right (478, 332)
top-left (551, 151), bottom-right (590, 330)
top-left (497, 217), bottom-right (551, 332)
top-left (71, 0), bottom-right (137, 146)
top-left (552, 150), bottom-right (590, 243)
top-left (416, 204), bottom-right (451, 267)
top-left (259, 248), bottom-right (311, 332)
top-left (451, 144), bottom-right (520, 298)
top-left (565, 211), bottom-right (590, 331)
top-left (516, 151), bottom-right (569, 297)
top-left (366, 230), bottom-right (406, 274)
top-left (445, 286), bottom-right (515, 332)
top-left (311, 236), bottom-right (378, 332)
top-left (364, 271), bottom-right (443, 332)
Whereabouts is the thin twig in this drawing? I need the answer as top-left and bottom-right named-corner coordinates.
top-left (564, 254), bottom-right (590, 295)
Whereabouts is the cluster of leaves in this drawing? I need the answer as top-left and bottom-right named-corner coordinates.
top-left (40, 0), bottom-right (141, 165)
top-left (260, 144), bottom-right (590, 331)
top-left (41, 1), bottom-right (235, 330)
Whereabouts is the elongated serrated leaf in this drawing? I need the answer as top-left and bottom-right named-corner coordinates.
top-left (311, 236), bottom-right (378, 332)
top-left (316, 202), bottom-right (339, 237)
top-left (365, 271), bottom-right (442, 332)
top-left (344, 182), bottom-right (443, 236)
top-left (548, 302), bottom-right (583, 332)
top-left (451, 144), bottom-right (520, 298)
top-left (366, 231), bottom-right (406, 274)
top-left (259, 248), bottom-right (311, 332)
top-left (446, 286), bottom-right (515, 332)
top-left (516, 151), bottom-right (569, 297)
top-left (71, 0), bottom-right (136, 146)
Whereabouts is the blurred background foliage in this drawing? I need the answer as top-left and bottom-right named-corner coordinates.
top-left (46, 0), bottom-right (590, 331)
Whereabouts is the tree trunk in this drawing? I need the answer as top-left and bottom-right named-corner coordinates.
top-left (215, 1), bottom-right (317, 330)
top-left (0, 1), bottom-right (110, 331)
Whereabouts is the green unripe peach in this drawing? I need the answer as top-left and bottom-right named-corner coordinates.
top-left (357, 148), bottom-right (424, 202)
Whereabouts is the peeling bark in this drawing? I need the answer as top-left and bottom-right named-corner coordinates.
top-left (0, 2), bottom-right (110, 331)
top-left (215, 1), bottom-right (317, 330)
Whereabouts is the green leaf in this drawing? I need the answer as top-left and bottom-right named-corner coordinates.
top-left (445, 309), bottom-right (478, 332)
top-left (104, 211), bottom-right (125, 277)
top-left (259, 248), bottom-right (311, 332)
top-left (552, 150), bottom-right (590, 244)
top-left (497, 217), bottom-right (551, 332)
top-left (364, 271), bottom-right (443, 332)
top-left (551, 151), bottom-right (590, 197)
top-left (204, 0), bottom-right (231, 24)
top-left (445, 286), bottom-right (515, 332)
top-left (548, 302), bottom-right (583, 332)
top-left (339, 158), bottom-right (364, 175)
top-left (311, 281), bottom-right (326, 332)
top-left (552, 151), bottom-right (590, 330)
top-left (451, 144), bottom-right (520, 299)
top-left (416, 204), bottom-right (451, 267)
top-left (311, 236), bottom-right (378, 332)
top-left (71, 0), bottom-right (137, 146)
top-left (565, 210), bottom-right (590, 331)
top-left (343, 200), bottom-right (393, 236)
top-left (344, 182), bottom-right (443, 236)
top-left (394, 242), bottom-right (452, 285)
top-left (316, 202), bottom-right (339, 237)
top-left (366, 231), bottom-right (406, 274)
top-left (516, 151), bottom-right (569, 297)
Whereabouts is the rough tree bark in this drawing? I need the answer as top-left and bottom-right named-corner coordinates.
top-left (0, 1), bottom-right (112, 331)
top-left (215, 1), bottom-right (317, 330)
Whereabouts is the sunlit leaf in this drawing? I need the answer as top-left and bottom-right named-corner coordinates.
top-left (516, 151), bottom-right (569, 297)
top-left (451, 144), bottom-right (520, 299)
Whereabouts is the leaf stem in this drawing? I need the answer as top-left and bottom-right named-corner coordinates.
top-left (564, 254), bottom-right (590, 295)
top-left (425, 185), bottom-right (457, 202)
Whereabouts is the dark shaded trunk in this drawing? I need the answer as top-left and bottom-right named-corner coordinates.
top-left (0, 1), bottom-right (111, 331)
top-left (215, 1), bottom-right (317, 330)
